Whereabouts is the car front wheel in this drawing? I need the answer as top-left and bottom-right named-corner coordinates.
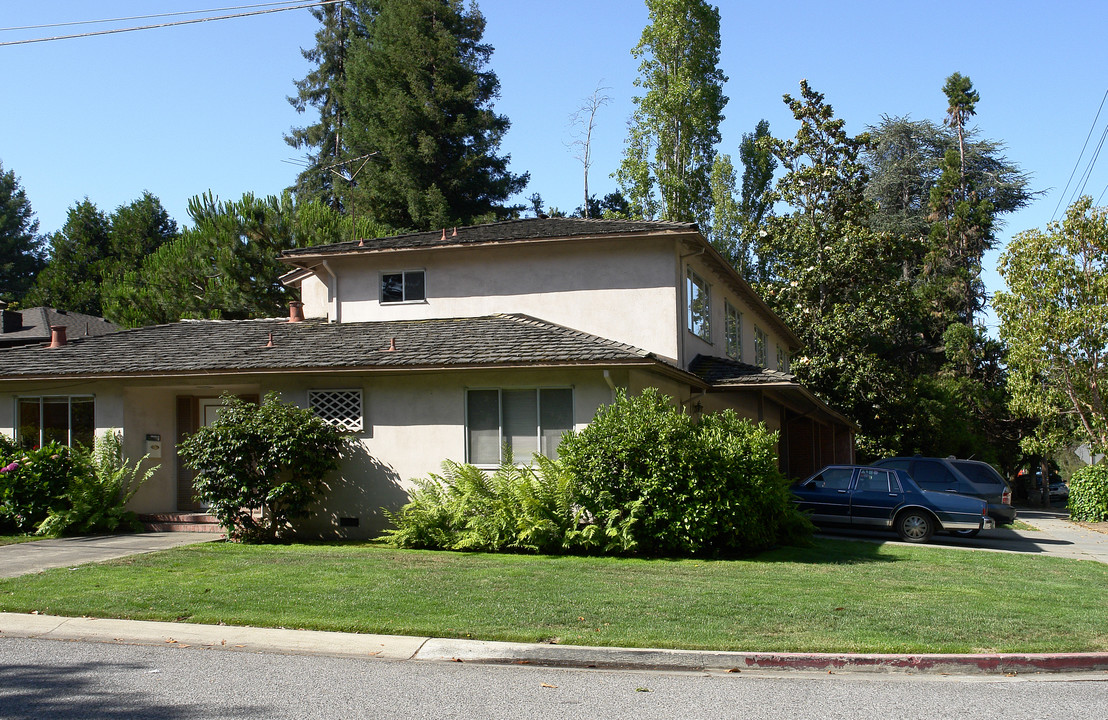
top-left (896, 511), bottom-right (934, 543)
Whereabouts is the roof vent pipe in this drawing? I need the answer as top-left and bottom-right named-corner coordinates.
top-left (289, 301), bottom-right (305, 323)
top-left (47, 325), bottom-right (67, 349)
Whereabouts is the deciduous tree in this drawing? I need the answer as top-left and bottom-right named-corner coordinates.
top-left (616, 0), bottom-right (727, 225)
top-left (996, 196), bottom-right (1108, 456)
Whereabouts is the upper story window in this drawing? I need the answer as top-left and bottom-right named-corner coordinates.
top-left (776, 344), bottom-right (789, 373)
top-left (725, 301), bottom-right (742, 361)
top-left (754, 326), bottom-right (768, 367)
top-left (381, 270), bottom-right (426, 304)
top-left (686, 268), bottom-right (710, 342)
top-left (16, 396), bottom-right (94, 449)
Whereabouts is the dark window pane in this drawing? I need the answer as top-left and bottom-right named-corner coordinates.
top-left (855, 469), bottom-right (890, 492)
top-left (41, 398), bottom-right (69, 446)
top-left (467, 390), bottom-right (500, 465)
top-left (819, 468), bottom-right (853, 490)
top-left (539, 388), bottom-right (573, 459)
top-left (381, 273), bottom-right (404, 303)
top-left (17, 399), bottom-right (40, 449)
top-left (71, 397), bottom-right (95, 449)
top-left (405, 271), bottom-right (425, 301)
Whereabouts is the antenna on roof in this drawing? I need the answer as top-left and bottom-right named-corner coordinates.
top-left (322, 152), bottom-right (378, 245)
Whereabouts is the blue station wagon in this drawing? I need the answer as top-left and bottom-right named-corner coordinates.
top-left (792, 465), bottom-right (995, 543)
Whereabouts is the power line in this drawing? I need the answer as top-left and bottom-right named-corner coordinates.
top-left (1052, 87), bottom-right (1108, 221)
top-left (0, 2), bottom-right (314, 32)
top-left (0, 1), bottom-right (342, 47)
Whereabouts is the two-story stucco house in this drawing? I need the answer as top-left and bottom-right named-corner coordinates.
top-left (0, 218), bottom-right (853, 537)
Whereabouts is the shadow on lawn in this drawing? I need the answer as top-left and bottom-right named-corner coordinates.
top-left (754, 536), bottom-right (902, 565)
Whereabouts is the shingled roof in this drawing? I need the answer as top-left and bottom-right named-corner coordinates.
top-left (0, 306), bottom-right (121, 348)
top-left (0, 314), bottom-right (657, 380)
top-left (688, 354), bottom-right (798, 387)
top-left (281, 217), bottom-right (699, 259)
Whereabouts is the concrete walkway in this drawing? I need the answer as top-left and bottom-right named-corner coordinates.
top-left (0, 533), bottom-right (220, 578)
top-left (1009, 509), bottom-right (1108, 563)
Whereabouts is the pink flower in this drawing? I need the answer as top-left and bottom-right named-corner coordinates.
top-left (0, 461), bottom-right (18, 473)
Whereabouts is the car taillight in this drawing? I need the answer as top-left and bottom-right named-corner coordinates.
top-left (1002, 489), bottom-right (1011, 506)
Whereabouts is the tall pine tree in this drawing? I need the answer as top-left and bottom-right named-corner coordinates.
top-left (340, 0), bottom-right (527, 230)
top-left (0, 160), bottom-right (44, 303)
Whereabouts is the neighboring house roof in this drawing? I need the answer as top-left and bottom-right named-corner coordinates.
top-left (0, 314), bottom-right (662, 380)
top-left (0, 306), bottom-right (121, 348)
top-left (280, 217), bottom-right (699, 259)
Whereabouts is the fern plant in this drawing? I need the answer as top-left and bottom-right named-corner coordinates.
top-left (36, 431), bottom-right (158, 537)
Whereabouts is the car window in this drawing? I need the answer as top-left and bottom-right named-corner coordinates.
top-left (855, 469), bottom-right (892, 492)
top-left (811, 468), bottom-right (853, 490)
top-left (912, 460), bottom-right (957, 489)
top-left (877, 458), bottom-right (910, 472)
top-left (950, 461), bottom-right (1006, 489)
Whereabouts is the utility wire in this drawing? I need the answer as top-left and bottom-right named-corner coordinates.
top-left (0, 0), bottom-right (342, 47)
top-left (0, 1), bottom-right (314, 32)
top-left (1052, 87), bottom-right (1108, 221)
top-left (1070, 123), bottom-right (1108, 208)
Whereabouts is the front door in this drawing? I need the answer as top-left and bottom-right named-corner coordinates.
top-left (176, 396), bottom-right (253, 511)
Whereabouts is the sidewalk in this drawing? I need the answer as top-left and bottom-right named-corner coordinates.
top-left (0, 533), bottom-right (220, 579)
top-left (3, 612), bottom-right (1107, 676)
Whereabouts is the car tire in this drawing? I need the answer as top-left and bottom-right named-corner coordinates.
top-left (896, 510), bottom-right (934, 543)
top-left (950, 529), bottom-right (980, 538)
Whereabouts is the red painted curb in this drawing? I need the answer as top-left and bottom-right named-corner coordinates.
top-left (739, 652), bottom-right (1108, 673)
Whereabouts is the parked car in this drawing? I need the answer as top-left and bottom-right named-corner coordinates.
top-left (1049, 479), bottom-right (1070, 501)
top-left (872, 456), bottom-right (1016, 527)
top-left (791, 465), bottom-right (994, 543)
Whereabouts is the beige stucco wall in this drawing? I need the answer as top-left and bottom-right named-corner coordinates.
top-left (294, 237), bottom-right (682, 363)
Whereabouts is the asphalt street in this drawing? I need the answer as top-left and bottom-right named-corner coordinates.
top-left (2, 637), bottom-right (1106, 720)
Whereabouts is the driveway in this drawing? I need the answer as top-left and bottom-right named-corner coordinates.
top-left (818, 509), bottom-right (1108, 563)
top-left (0, 533), bottom-right (219, 578)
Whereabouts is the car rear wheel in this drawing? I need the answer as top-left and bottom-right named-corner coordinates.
top-left (896, 511), bottom-right (934, 543)
top-left (951, 529), bottom-right (980, 538)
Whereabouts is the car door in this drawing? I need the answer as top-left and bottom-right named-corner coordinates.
top-left (793, 467), bottom-right (855, 524)
top-left (849, 468), bottom-right (903, 527)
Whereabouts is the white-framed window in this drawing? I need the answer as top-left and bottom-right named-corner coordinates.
top-left (687, 268), bottom-right (710, 342)
top-left (776, 344), bottom-right (790, 373)
top-left (16, 395), bottom-right (95, 449)
top-left (725, 301), bottom-right (742, 361)
top-left (380, 269), bottom-right (426, 304)
top-left (308, 389), bottom-right (364, 433)
top-left (754, 326), bottom-right (768, 367)
top-left (466, 388), bottom-right (573, 465)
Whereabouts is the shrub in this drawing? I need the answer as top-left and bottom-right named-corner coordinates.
top-left (178, 392), bottom-right (349, 542)
top-left (558, 388), bottom-right (811, 556)
top-left (36, 431), bottom-right (158, 537)
top-left (382, 454), bottom-right (588, 553)
top-left (0, 442), bottom-right (86, 533)
top-left (1069, 463), bottom-right (1108, 522)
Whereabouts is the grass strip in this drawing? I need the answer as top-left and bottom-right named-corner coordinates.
top-left (0, 535), bottom-right (36, 547)
top-left (1, 538), bottom-right (1105, 654)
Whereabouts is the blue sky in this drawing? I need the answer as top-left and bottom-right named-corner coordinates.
top-left (3, 1), bottom-right (1107, 329)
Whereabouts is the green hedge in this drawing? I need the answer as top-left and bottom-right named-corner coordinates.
top-left (1069, 463), bottom-right (1108, 522)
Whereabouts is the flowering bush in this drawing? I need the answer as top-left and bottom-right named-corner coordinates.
top-left (0, 441), bottom-right (86, 533)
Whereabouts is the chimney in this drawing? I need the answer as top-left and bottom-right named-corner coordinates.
top-left (47, 325), bottom-right (67, 349)
top-left (289, 301), bottom-right (305, 323)
top-left (0, 302), bottom-right (21, 334)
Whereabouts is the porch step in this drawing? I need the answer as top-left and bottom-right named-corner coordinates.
top-left (138, 513), bottom-right (224, 534)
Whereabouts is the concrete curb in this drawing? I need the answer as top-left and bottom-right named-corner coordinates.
top-left (4, 613), bottom-right (1107, 675)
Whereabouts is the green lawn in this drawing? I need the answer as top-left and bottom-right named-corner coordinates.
top-left (0, 535), bottom-right (36, 547)
top-left (1, 538), bottom-right (1105, 654)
